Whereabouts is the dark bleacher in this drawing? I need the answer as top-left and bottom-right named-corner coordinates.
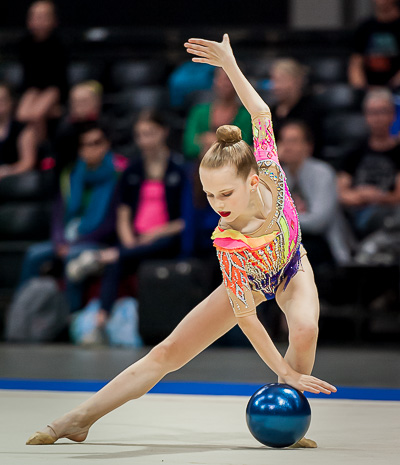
top-left (0, 26), bottom-right (398, 342)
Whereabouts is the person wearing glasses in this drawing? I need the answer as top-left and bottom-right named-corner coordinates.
top-left (17, 122), bottom-right (126, 313)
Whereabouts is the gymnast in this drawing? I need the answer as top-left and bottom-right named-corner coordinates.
top-left (27, 34), bottom-right (336, 448)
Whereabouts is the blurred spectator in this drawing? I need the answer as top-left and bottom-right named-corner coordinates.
top-left (183, 68), bottom-right (252, 159)
top-left (337, 88), bottom-right (400, 238)
top-left (16, 1), bottom-right (68, 145)
top-left (278, 120), bottom-right (352, 266)
top-left (66, 110), bottom-right (186, 344)
top-left (182, 131), bottom-right (219, 259)
top-left (17, 122), bottom-right (126, 313)
top-left (53, 81), bottom-right (103, 175)
top-left (0, 83), bottom-right (37, 179)
top-left (269, 58), bottom-right (323, 153)
top-left (348, 0), bottom-right (400, 89)
top-left (168, 61), bottom-right (214, 108)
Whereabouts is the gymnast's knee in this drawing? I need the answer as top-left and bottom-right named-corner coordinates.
top-left (289, 322), bottom-right (319, 351)
top-left (148, 339), bottom-right (183, 374)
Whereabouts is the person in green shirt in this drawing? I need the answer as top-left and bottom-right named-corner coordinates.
top-left (183, 67), bottom-right (252, 159)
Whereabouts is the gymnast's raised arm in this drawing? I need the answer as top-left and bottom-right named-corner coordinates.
top-left (184, 34), bottom-right (270, 119)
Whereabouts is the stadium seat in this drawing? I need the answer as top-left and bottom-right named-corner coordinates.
top-left (0, 203), bottom-right (51, 241)
top-left (322, 112), bottom-right (369, 146)
top-left (0, 171), bottom-right (54, 202)
top-left (304, 56), bottom-right (348, 85)
top-left (113, 86), bottom-right (168, 114)
top-left (111, 61), bottom-right (166, 90)
top-left (0, 62), bottom-right (23, 89)
top-left (314, 84), bottom-right (364, 114)
top-left (67, 61), bottom-right (104, 86)
top-left (0, 242), bottom-right (32, 289)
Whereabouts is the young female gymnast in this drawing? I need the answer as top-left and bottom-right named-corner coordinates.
top-left (27, 34), bottom-right (336, 448)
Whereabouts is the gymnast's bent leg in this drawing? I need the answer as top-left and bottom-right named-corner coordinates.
top-left (275, 251), bottom-right (320, 448)
top-left (27, 283), bottom-right (236, 444)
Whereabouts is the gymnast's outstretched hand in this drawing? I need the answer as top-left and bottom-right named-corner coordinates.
top-left (184, 33), bottom-right (235, 68)
top-left (283, 371), bottom-right (337, 395)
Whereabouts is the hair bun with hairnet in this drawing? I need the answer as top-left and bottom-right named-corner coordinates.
top-left (216, 125), bottom-right (242, 144)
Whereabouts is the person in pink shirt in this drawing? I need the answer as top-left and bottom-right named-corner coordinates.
top-left (67, 110), bottom-right (186, 343)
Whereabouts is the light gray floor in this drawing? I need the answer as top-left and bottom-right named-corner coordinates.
top-left (1, 343), bottom-right (400, 464)
top-left (1, 343), bottom-right (400, 387)
top-left (1, 390), bottom-right (399, 465)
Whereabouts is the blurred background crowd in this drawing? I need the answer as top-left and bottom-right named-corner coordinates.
top-left (0, 0), bottom-right (400, 346)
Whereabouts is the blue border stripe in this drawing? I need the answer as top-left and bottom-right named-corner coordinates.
top-left (0, 378), bottom-right (399, 401)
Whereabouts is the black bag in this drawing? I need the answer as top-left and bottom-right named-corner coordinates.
top-left (5, 276), bottom-right (70, 342)
top-left (138, 259), bottom-right (213, 345)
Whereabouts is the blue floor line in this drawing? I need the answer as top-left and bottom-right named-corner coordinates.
top-left (0, 378), bottom-right (400, 401)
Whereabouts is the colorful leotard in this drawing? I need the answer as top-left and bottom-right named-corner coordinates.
top-left (212, 112), bottom-right (302, 317)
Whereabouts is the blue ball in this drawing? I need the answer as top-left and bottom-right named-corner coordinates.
top-left (246, 383), bottom-right (311, 448)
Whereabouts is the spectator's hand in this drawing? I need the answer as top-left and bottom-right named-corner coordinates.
top-left (121, 237), bottom-right (137, 249)
top-left (56, 244), bottom-right (70, 257)
top-left (0, 166), bottom-right (11, 179)
top-left (357, 185), bottom-right (385, 204)
top-left (137, 233), bottom-right (158, 246)
top-left (185, 34), bottom-right (235, 68)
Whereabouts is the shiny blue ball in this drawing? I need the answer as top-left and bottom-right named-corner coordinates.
top-left (246, 383), bottom-right (311, 448)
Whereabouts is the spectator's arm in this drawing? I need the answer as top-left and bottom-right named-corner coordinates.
top-left (298, 168), bottom-right (337, 235)
top-left (337, 172), bottom-right (365, 206)
top-left (377, 173), bottom-right (400, 205)
top-left (153, 219), bottom-right (185, 238)
top-left (0, 126), bottom-right (36, 178)
top-left (348, 54), bottom-right (367, 89)
top-left (116, 204), bottom-right (137, 248)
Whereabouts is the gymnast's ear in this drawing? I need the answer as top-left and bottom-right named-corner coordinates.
top-left (249, 173), bottom-right (259, 190)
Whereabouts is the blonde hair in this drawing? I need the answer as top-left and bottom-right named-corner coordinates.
top-left (271, 58), bottom-right (309, 81)
top-left (74, 80), bottom-right (103, 98)
top-left (363, 87), bottom-right (394, 109)
top-left (200, 125), bottom-right (258, 179)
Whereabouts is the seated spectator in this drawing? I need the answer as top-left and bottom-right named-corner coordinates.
top-left (67, 110), bottom-right (187, 344)
top-left (348, 0), bottom-right (400, 89)
top-left (278, 120), bottom-right (352, 266)
top-left (16, 1), bottom-right (68, 145)
top-left (269, 58), bottom-right (323, 153)
top-left (168, 61), bottom-right (214, 108)
top-left (182, 132), bottom-right (219, 259)
top-left (52, 81), bottom-right (103, 175)
top-left (337, 88), bottom-right (400, 238)
top-left (17, 122), bottom-right (126, 313)
top-left (0, 83), bottom-right (37, 179)
top-left (183, 68), bottom-right (252, 159)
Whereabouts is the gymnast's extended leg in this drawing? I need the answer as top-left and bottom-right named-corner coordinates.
top-left (27, 283), bottom-right (236, 444)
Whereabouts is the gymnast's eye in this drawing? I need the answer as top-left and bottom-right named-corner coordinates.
top-left (222, 192), bottom-right (233, 197)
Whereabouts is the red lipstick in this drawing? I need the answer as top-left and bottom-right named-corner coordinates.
top-left (219, 211), bottom-right (231, 217)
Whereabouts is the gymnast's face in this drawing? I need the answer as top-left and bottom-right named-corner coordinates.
top-left (200, 165), bottom-right (256, 222)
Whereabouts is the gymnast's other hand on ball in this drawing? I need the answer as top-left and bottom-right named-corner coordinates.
top-left (184, 33), bottom-right (235, 68)
top-left (284, 371), bottom-right (337, 395)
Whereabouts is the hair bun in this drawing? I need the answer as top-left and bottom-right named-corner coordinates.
top-left (216, 125), bottom-right (242, 144)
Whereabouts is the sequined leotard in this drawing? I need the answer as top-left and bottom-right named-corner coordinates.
top-left (212, 112), bottom-right (302, 317)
